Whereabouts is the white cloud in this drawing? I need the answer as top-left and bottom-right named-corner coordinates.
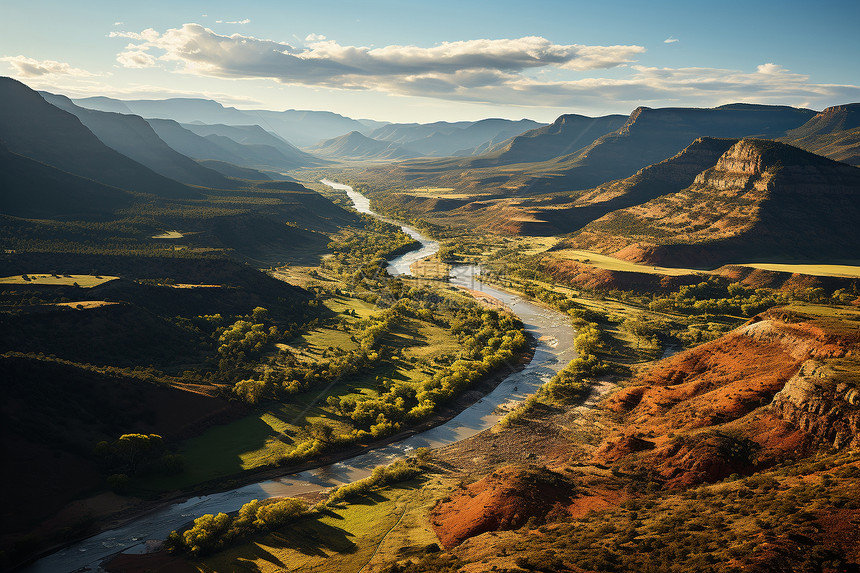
top-left (114, 24), bottom-right (645, 85)
top-left (108, 24), bottom-right (860, 110)
top-left (113, 21), bottom-right (124, 26)
top-left (216, 19), bottom-right (251, 24)
top-left (664, 37), bottom-right (679, 44)
top-left (109, 29), bottom-right (161, 41)
top-left (1, 55), bottom-right (100, 78)
top-left (115, 45), bottom-right (157, 68)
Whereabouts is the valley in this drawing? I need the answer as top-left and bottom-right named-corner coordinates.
top-left (1, 66), bottom-right (859, 573)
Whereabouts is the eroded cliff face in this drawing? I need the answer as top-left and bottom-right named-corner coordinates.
top-left (770, 359), bottom-right (860, 449)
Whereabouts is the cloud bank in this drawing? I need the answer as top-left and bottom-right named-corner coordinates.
top-left (108, 24), bottom-right (860, 109)
top-left (111, 24), bottom-right (644, 84)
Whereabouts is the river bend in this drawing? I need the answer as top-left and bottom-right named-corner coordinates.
top-left (27, 180), bottom-right (575, 573)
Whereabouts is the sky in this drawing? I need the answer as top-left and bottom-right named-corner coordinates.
top-left (2, 0), bottom-right (859, 123)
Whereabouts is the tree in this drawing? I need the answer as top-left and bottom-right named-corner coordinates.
top-left (308, 420), bottom-right (335, 443)
top-left (115, 433), bottom-right (164, 474)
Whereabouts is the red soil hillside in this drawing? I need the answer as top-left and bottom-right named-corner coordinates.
top-left (597, 304), bottom-right (860, 488)
top-left (429, 465), bottom-right (575, 548)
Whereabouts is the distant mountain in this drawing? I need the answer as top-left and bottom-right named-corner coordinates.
top-left (371, 121), bottom-right (472, 144)
top-left (179, 123), bottom-right (322, 167)
top-left (469, 113), bottom-right (628, 166)
top-left (0, 77), bottom-right (196, 198)
top-left (780, 103), bottom-right (860, 166)
top-left (39, 92), bottom-right (231, 188)
top-left (74, 96), bottom-right (253, 125)
top-left (249, 109), bottom-right (378, 147)
top-left (562, 139), bottom-right (860, 267)
top-left (146, 118), bottom-right (312, 174)
top-left (524, 103), bottom-right (818, 193)
top-left (0, 141), bottom-right (136, 219)
top-left (308, 131), bottom-right (420, 160)
top-left (369, 103), bottom-right (818, 196)
top-left (73, 96), bottom-right (380, 148)
top-left (369, 118), bottom-right (543, 157)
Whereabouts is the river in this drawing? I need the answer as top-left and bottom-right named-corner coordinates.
top-left (26, 181), bottom-right (575, 573)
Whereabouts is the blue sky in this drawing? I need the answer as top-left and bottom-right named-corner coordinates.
top-left (2, 0), bottom-right (858, 122)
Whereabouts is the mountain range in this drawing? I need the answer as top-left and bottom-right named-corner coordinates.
top-left (39, 91), bottom-right (232, 189)
top-left (72, 96), bottom-right (383, 148)
top-left (368, 118), bottom-right (544, 157)
top-left (0, 78), bottom-right (197, 199)
top-left (560, 138), bottom-right (860, 267)
top-left (363, 103), bottom-right (821, 195)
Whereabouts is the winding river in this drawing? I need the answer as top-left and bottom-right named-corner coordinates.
top-left (27, 181), bottom-right (575, 573)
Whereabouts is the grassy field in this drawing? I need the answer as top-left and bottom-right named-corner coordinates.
top-left (198, 478), bottom-right (448, 573)
top-left (0, 273), bottom-right (119, 287)
top-left (550, 249), bottom-right (705, 276)
top-left (550, 249), bottom-right (860, 279)
top-left (137, 292), bottom-right (462, 492)
top-left (733, 262), bottom-right (860, 278)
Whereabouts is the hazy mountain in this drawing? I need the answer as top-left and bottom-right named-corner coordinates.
top-left (368, 118), bottom-right (543, 157)
top-left (308, 131), bottom-right (420, 160)
top-left (73, 96), bottom-right (380, 148)
top-left (39, 92), bottom-right (231, 188)
top-left (252, 110), bottom-right (382, 147)
top-left (780, 103), bottom-right (860, 166)
top-left (0, 77), bottom-right (197, 198)
top-left (563, 139), bottom-right (860, 266)
top-left (146, 119), bottom-right (310, 174)
top-left (74, 96), bottom-right (253, 125)
top-left (179, 123), bottom-right (321, 166)
top-left (371, 121), bottom-right (472, 143)
top-left (469, 113), bottom-right (628, 166)
top-left (0, 141), bottom-right (136, 219)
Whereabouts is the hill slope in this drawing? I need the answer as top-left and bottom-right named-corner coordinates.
top-left (0, 77), bottom-right (196, 198)
top-left (781, 103), bottom-right (860, 166)
top-left (179, 123), bottom-right (321, 166)
top-left (563, 139), bottom-right (860, 266)
top-left (0, 142), bottom-right (137, 219)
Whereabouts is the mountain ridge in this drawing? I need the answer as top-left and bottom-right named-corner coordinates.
top-left (0, 77), bottom-right (198, 198)
top-left (562, 138), bottom-right (860, 267)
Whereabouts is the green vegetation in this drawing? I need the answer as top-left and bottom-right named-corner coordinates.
top-left (166, 497), bottom-right (309, 556)
top-left (167, 455), bottom-right (428, 559)
top-left (142, 279), bottom-right (527, 490)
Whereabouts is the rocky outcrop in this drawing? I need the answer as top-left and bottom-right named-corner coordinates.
top-left (770, 359), bottom-right (860, 449)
